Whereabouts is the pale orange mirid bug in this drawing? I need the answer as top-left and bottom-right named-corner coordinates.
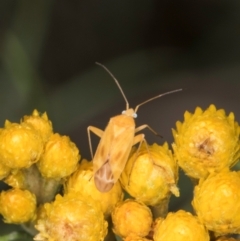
top-left (88, 62), bottom-right (182, 192)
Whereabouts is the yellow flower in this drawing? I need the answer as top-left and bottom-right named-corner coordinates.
top-left (21, 109), bottom-right (53, 143)
top-left (0, 121), bottom-right (44, 168)
top-left (153, 210), bottom-right (209, 241)
top-left (0, 188), bottom-right (36, 223)
top-left (192, 170), bottom-right (240, 235)
top-left (172, 104), bottom-right (240, 179)
top-left (34, 193), bottom-right (107, 241)
top-left (65, 159), bottom-right (123, 218)
top-left (121, 143), bottom-right (179, 206)
top-left (111, 199), bottom-right (153, 238)
top-left (37, 133), bottom-right (80, 179)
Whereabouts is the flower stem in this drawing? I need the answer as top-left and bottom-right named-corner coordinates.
top-left (150, 195), bottom-right (170, 219)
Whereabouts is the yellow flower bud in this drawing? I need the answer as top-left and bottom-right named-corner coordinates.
top-left (111, 199), bottom-right (153, 238)
top-left (0, 121), bottom-right (44, 168)
top-left (153, 210), bottom-right (210, 241)
top-left (65, 159), bottom-right (123, 218)
top-left (192, 170), bottom-right (240, 235)
top-left (172, 105), bottom-right (240, 179)
top-left (21, 109), bottom-right (53, 143)
top-left (34, 193), bottom-right (108, 241)
top-left (0, 188), bottom-right (36, 223)
top-left (121, 143), bottom-right (179, 206)
top-left (37, 133), bottom-right (80, 179)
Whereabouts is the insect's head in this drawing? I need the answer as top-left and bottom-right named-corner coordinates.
top-left (122, 109), bottom-right (137, 118)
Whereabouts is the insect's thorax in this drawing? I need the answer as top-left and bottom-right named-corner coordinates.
top-left (110, 113), bottom-right (135, 127)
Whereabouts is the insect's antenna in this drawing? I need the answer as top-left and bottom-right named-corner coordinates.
top-left (96, 62), bottom-right (129, 110)
top-left (134, 88), bottom-right (182, 113)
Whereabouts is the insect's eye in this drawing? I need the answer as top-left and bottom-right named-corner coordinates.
top-left (133, 113), bottom-right (137, 118)
top-left (122, 110), bottom-right (126, 115)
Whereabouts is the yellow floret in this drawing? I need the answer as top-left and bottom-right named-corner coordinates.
top-left (37, 133), bottom-right (80, 179)
top-left (0, 188), bottom-right (36, 223)
top-left (172, 104), bottom-right (240, 179)
top-left (21, 109), bottom-right (53, 143)
top-left (111, 199), bottom-right (153, 238)
top-left (153, 210), bottom-right (209, 241)
top-left (120, 143), bottom-right (179, 206)
top-left (192, 170), bottom-right (240, 235)
top-left (34, 193), bottom-right (107, 241)
top-left (0, 121), bottom-right (44, 168)
top-left (65, 159), bottom-right (123, 218)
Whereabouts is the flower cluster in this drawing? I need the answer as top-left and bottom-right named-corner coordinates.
top-left (0, 104), bottom-right (240, 241)
top-left (0, 110), bottom-right (81, 232)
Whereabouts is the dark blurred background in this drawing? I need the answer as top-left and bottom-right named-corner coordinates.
top-left (0, 0), bottom-right (240, 230)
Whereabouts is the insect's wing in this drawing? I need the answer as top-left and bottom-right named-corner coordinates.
top-left (93, 116), bottom-right (135, 192)
top-left (93, 120), bottom-right (115, 173)
top-left (109, 127), bottom-right (134, 182)
top-left (94, 161), bottom-right (114, 192)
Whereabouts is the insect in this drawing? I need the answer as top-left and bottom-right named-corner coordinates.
top-left (88, 62), bottom-right (182, 192)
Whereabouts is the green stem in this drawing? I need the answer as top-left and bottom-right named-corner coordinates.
top-left (150, 194), bottom-right (171, 219)
top-left (23, 164), bottom-right (61, 205)
top-left (104, 216), bottom-right (117, 241)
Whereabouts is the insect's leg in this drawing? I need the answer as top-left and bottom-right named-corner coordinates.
top-left (132, 133), bottom-right (151, 159)
top-left (135, 124), bottom-right (162, 138)
top-left (127, 133), bottom-right (156, 186)
top-left (132, 133), bottom-right (144, 145)
top-left (87, 126), bottom-right (104, 159)
top-left (135, 125), bottom-right (164, 164)
top-left (127, 134), bottom-right (149, 186)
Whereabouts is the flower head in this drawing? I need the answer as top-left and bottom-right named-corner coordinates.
top-left (37, 133), bottom-right (80, 179)
top-left (192, 170), bottom-right (240, 235)
top-left (65, 159), bottom-right (123, 217)
top-left (121, 143), bottom-right (179, 206)
top-left (21, 109), bottom-right (53, 143)
top-left (111, 199), bottom-right (153, 238)
top-left (172, 105), bottom-right (240, 179)
top-left (0, 188), bottom-right (36, 223)
top-left (153, 210), bottom-right (209, 241)
top-left (0, 121), bottom-right (44, 169)
top-left (34, 193), bottom-right (107, 241)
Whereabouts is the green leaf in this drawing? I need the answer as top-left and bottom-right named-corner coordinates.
top-left (0, 231), bottom-right (32, 241)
